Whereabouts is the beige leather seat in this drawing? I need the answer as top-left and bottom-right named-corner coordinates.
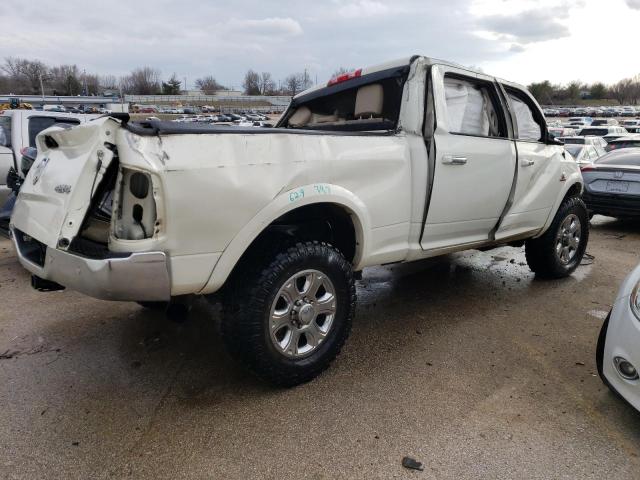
top-left (354, 83), bottom-right (384, 119)
top-left (288, 106), bottom-right (311, 127)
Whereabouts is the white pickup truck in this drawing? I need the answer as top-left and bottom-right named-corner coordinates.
top-left (0, 110), bottom-right (97, 200)
top-left (10, 56), bottom-right (588, 386)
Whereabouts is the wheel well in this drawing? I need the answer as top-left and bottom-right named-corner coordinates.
top-left (230, 203), bottom-right (358, 276)
top-left (266, 203), bottom-right (358, 261)
top-left (564, 182), bottom-right (583, 199)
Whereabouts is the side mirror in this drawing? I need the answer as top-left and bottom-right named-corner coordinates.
top-left (545, 130), bottom-right (563, 145)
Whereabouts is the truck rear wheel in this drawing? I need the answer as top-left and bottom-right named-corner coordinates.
top-left (525, 196), bottom-right (589, 278)
top-left (221, 241), bottom-right (356, 387)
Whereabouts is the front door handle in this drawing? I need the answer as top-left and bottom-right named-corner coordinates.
top-left (521, 159), bottom-right (535, 167)
top-left (442, 155), bottom-right (467, 165)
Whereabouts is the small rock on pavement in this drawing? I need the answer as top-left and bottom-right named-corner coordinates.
top-left (402, 456), bottom-right (424, 471)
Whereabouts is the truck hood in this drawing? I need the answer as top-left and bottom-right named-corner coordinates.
top-left (11, 117), bottom-right (119, 248)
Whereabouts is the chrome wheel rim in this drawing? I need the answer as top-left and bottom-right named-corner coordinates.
top-left (555, 214), bottom-right (581, 265)
top-left (269, 269), bottom-right (337, 359)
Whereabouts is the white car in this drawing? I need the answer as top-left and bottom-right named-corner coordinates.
top-left (0, 109), bottom-right (98, 206)
top-left (597, 263), bottom-right (640, 412)
top-left (558, 135), bottom-right (607, 156)
top-left (579, 126), bottom-right (628, 138)
top-left (563, 143), bottom-right (602, 167)
top-left (10, 56), bottom-right (587, 386)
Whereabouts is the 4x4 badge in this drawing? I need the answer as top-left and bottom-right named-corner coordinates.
top-left (32, 157), bottom-right (50, 185)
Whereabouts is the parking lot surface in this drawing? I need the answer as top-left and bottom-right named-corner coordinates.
top-left (1, 216), bottom-right (639, 479)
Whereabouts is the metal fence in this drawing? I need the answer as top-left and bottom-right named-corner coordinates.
top-left (124, 94), bottom-right (292, 106)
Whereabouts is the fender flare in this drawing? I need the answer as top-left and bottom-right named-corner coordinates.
top-left (535, 171), bottom-right (584, 238)
top-left (198, 183), bottom-right (372, 294)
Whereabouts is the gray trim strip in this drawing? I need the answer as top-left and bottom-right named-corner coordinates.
top-left (489, 81), bottom-right (520, 241)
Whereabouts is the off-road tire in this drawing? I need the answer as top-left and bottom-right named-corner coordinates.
top-left (221, 241), bottom-right (356, 387)
top-left (525, 196), bottom-right (589, 278)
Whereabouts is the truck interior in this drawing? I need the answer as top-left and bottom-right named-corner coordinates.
top-left (282, 74), bottom-right (407, 132)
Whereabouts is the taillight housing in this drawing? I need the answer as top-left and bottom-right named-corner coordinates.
top-left (327, 68), bottom-right (362, 87)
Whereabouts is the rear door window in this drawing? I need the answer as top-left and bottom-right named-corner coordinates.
top-left (28, 117), bottom-right (80, 147)
top-left (443, 76), bottom-right (505, 137)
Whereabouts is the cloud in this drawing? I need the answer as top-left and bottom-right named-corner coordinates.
top-left (224, 17), bottom-right (303, 37)
top-left (626, 0), bottom-right (640, 8)
top-left (336, 0), bottom-right (391, 18)
top-left (509, 44), bottom-right (526, 53)
top-left (478, 8), bottom-right (570, 43)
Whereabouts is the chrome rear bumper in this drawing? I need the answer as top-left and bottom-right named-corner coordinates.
top-left (11, 227), bottom-right (170, 302)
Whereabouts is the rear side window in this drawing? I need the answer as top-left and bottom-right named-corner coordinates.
top-left (28, 117), bottom-right (80, 147)
top-left (443, 76), bottom-right (505, 138)
top-left (0, 116), bottom-right (11, 147)
top-left (505, 90), bottom-right (543, 141)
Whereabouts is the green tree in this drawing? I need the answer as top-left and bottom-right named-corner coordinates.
top-left (589, 82), bottom-right (607, 99)
top-left (162, 73), bottom-right (182, 95)
top-left (564, 81), bottom-right (583, 102)
top-left (527, 80), bottom-right (554, 104)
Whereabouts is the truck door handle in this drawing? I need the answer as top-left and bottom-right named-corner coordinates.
top-left (521, 159), bottom-right (535, 167)
top-left (442, 155), bottom-right (467, 165)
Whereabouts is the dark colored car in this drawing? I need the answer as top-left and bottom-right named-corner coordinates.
top-left (581, 148), bottom-right (640, 218)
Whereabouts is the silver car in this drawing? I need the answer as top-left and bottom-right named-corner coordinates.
top-left (581, 148), bottom-right (640, 218)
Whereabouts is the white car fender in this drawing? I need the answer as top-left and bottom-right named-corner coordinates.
top-left (198, 183), bottom-right (372, 294)
top-left (535, 168), bottom-right (584, 238)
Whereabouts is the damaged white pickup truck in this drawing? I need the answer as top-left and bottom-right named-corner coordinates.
top-left (10, 56), bottom-right (588, 386)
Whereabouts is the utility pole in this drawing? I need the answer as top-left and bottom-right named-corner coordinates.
top-left (82, 69), bottom-right (88, 96)
top-left (39, 72), bottom-right (45, 101)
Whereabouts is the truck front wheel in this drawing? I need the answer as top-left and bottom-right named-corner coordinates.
top-left (525, 196), bottom-right (589, 278)
top-left (221, 241), bottom-right (356, 387)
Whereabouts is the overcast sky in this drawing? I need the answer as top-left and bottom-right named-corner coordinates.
top-left (1, 0), bottom-right (639, 89)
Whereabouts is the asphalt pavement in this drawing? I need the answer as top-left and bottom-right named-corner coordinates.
top-left (1, 216), bottom-right (639, 479)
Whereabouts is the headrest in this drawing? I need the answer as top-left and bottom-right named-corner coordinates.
top-left (288, 106), bottom-right (311, 127)
top-left (355, 84), bottom-right (384, 118)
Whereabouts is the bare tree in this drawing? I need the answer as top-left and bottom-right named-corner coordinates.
top-left (84, 73), bottom-right (99, 95)
top-left (243, 69), bottom-right (261, 95)
top-left (2, 57), bottom-right (49, 94)
top-left (50, 65), bottom-right (82, 96)
top-left (99, 74), bottom-right (118, 90)
top-left (282, 72), bottom-right (312, 96)
top-left (195, 75), bottom-right (224, 94)
top-left (120, 67), bottom-right (161, 95)
top-left (609, 78), bottom-right (635, 105)
top-left (259, 72), bottom-right (276, 95)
